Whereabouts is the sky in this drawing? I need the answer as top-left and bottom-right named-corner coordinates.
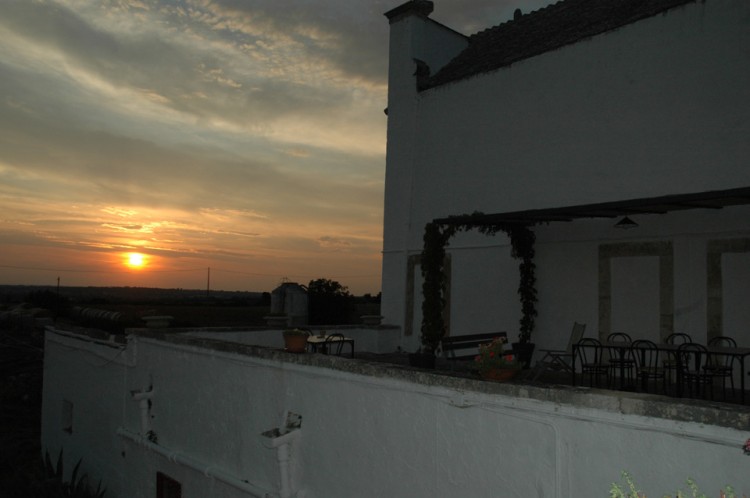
top-left (0, 0), bottom-right (552, 295)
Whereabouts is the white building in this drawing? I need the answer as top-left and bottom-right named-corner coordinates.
top-left (380, 0), bottom-right (750, 353)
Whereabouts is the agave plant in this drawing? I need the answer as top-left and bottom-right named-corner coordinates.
top-left (38, 450), bottom-right (106, 498)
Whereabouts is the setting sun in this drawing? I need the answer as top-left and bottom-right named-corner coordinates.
top-left (125, 252), bottom-right (146, 269)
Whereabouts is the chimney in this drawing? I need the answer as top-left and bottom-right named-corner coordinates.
top-left (384, 0), bottom-right (434, 23)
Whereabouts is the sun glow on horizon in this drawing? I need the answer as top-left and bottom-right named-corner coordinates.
top-left (125, 252), bottom-right (147, 269)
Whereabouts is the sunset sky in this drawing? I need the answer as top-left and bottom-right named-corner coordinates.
top-left (0, 0), bottom-right (551, 294)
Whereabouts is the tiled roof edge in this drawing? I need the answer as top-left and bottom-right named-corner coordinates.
top-left (424, 0), bottom-right (696, 90)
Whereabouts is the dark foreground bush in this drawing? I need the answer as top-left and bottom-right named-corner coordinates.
top-left (4, 450), bottom-right (106, 498)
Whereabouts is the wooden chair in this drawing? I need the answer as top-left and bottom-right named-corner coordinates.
top-left (606, 332), bottom-right (635, 389)
top-left (531, 322), bottom-right (586, 380)
top-left (705, 336), bottom-right (737, 400)
top-left (662, 332), bottom-right (692, 385)
top-left (631, 339), bottom-right (667, 394)
top-left (575, 338), bottom-right (609, 387)
top-left (324, 333), bottom-right (346, 356)
top-left (677, 343), bottom-right (713, 399)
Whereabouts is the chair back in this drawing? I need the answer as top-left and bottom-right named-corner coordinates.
top-left (576, 338), bottom-right (604, 364)
top-left (565, 322), bottom-right (587, 353)
top-left (631, 339), bottom-right (659, 370)
top-left (325, 333), bottom-right (345, 355)
top-left (607, 332), bottom-right (631, 343)
top-left (665, 332), bottom-right (692, 345)
top-left (606, 332), bottom-right (632, 361)
top-left (708, 336), bottom-right (737, 348)
top-left (707, 336), bottom-right (737, 368)
top-left (677, 343), bottom-right (708, 372)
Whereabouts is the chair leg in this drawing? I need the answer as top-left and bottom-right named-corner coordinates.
top-left (728, 373), bottom-right (735, 400)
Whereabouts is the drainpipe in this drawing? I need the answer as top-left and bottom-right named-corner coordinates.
top-left (261, 411), bottom-right (302, 498)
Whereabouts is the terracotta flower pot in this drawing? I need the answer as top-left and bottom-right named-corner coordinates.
top-left (480, 368), bottom-right (520, 382)
top-left (283, 333), bottom-right (307, 353)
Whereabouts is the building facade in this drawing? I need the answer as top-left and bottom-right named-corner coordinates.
top-left (380, 0), bottom-right (750, 353)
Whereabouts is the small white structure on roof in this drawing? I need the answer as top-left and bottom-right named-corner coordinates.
top-left (270, 282), bottom-right (308, 326)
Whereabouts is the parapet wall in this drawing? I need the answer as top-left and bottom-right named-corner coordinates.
top-left (42, 327), bottom-right (750, 497)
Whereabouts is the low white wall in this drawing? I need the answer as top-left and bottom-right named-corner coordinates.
top-left (183, 326), bottom-right (402, 354)
top-left (42, 328), bottom-right (750, 498)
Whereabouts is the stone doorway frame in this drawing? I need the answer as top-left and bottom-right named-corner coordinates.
top-left (706, 238), bottom-right (750, 339)
top-left (598, 241), bottom-right (674, 341)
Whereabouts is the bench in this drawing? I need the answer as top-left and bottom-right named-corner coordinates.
top-left (440, 332), bottom-right (509, 361)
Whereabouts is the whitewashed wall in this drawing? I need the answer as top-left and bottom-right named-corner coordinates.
top-left (42, 328), bottom-right (750, 498)
top-left (41, 330), bottom-right (129, 496)
top-left (381, 0), bottom-right (750, 350)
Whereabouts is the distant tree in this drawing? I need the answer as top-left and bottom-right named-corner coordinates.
top-left (307, 278), bottom-right (354, 325)
top-left (358, 292), bottom-right (381, 303)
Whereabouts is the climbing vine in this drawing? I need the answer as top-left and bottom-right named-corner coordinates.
top-left (419, 222), bottom-right (456, 353)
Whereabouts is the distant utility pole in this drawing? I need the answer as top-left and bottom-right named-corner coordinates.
top-left (206, 267), bottom-right (210, 298)
top-left (56, 276), bottom-right (60, 323)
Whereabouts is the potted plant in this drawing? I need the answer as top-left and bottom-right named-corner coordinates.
top-left (474, 338), bottom-right (521, 381)
top-left (282, 328), bottom-right (309, 353)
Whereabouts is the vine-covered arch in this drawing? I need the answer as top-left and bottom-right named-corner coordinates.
top-left (419, 213), bottom-right (538, 354)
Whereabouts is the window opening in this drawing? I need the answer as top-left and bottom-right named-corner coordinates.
top-left (156, 472), bottom-right (182, 498)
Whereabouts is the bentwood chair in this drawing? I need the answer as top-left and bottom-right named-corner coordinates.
top-left (576, 338), bottom-right (609, 387)
top-left (606, 332), bottom-right (635, 389)
top-left (631, 340), bottom-right (667, 394)
top-left (705, 336), bottom-right (737, 400)
top-left (677, 343), bottom-right (713, 399)
top-left (663, 332), bottom-right (693, 385)
top-left (324, 333), bottom-right (346, 356)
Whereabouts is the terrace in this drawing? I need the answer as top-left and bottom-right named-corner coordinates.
top-left (179, 323), bottom-right (750, 410)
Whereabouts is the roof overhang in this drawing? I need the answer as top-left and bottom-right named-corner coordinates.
top-left (434, 187), bottom-right (750, 226)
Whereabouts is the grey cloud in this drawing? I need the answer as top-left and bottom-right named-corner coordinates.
top-left (197, 0), bottom-right (392, 83)
top-left (1, 1), bottom-right (364, 132)
top-left (0, 91), bottom-right (381, 230)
